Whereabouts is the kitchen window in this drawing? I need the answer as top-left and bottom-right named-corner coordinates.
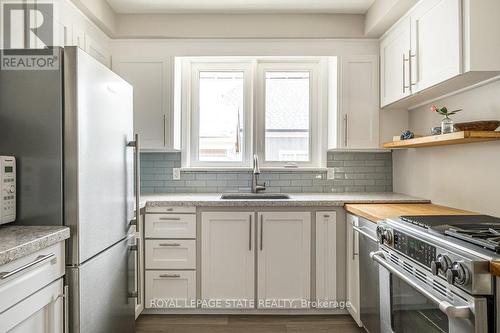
top-left (178, 57), bottom-right (328, 168)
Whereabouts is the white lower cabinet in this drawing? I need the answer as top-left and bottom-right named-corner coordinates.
top-left (145, 271), bottom-right (196, 309)
top-left (346, 213), bottom-right (362, 326)
top-left (257, 212), bottom-right (311, 309)
top-left (144, 209), bottom-right (197, 309)
top-left (0, 278), bottom-right (64, 333)
top-left (201, 212), bottom-right (255, 309)
top-left (315, 212), bottom-right (337, 308)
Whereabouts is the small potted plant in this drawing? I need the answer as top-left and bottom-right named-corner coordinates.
top-left (431, 105), bottom-right (462, 134)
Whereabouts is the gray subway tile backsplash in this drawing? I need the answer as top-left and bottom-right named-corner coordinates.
top-left (140, 151), bottom-right (393, 194)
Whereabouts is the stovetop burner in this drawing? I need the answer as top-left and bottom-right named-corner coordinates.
top-left (399, 215), bottom-right (500, 253)
top-left (444, 226), bottom-right (500, 253)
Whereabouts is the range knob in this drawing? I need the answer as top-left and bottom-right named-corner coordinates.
top-left (431, 254), bottom-right (451, 276)
top-left (376, 226), bottom-right (393, 245)
top-left (446, 262), bottom-right (470, 286)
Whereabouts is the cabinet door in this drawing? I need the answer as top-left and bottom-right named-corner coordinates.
top-left (340, 55), bottom-right (380, 149)
top-left (0, 278), bottom-right (63, 333)
top-left (201, 212), bottom-right (254, 309)
top-left (410, 0), bottom-right (461, 92)
top-left (346, 214), bottom-right (362, 326)
top-left (380, 17), bottom-right (411, 106)
top-left (316, 211), bottom-right (337, 308)
top-left (113, 61), bottom-right (167, 150)
top-left (257, 212), bottom-right (310, 309)
top-left (85, 34), bottom-right (111, 68)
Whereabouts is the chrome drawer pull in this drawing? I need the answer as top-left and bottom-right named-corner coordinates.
top-left (159, 217), bottom-right (181, 221)
top-left (0, 253), bottom-right (55, 279)
top-left (159, 274), bottom-right (181, 278)
top-left (159, 243), bottom-right (181, 247)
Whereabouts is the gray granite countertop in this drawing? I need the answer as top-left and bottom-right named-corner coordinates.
top-left (141, 192), bottom-right (429, 208)
top-left (0, 226), bottom-right (70, 266)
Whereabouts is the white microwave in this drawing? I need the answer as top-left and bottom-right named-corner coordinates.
top-left (0, 156), bottom-right (16, 225)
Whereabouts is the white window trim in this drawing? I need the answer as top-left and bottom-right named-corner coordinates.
top-left (255, 61), bottom-right (322, 168)
top-left (180, 57), bottom-right (329, 169)
top-left (183, 60), bottom-right (254, 168)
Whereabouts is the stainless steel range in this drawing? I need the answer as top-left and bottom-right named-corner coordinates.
top-left (371, 215), bottom-right (500, 333)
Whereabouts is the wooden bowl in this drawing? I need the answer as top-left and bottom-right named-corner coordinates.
top-left (454, 121), bottom-right (500, 131)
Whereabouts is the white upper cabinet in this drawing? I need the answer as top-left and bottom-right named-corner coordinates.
top-left (410, 0), bottom-right (461, 93)
top-left (113, 60), bottom-right (170, 151)
top-left (380, 18), bottom-right (411, 106)
top-left (380, 0), bottom-right (500, 108)
top-left (257, 212), bottom-right (311, 309)
top-left (201, 212), bottom-right (255, 308)
top-left (338, 55), bottom-right (380, 149)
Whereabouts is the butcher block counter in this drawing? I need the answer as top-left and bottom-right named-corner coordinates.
top-left (344, 203), bottom-right (477, 223)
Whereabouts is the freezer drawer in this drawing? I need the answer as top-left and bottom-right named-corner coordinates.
top-left (145, 214), bottom-right (196, 238)
top-left (66, 235), bottom-right (135, 333)
top-left (145, 240), bottom-right (196, 269)
top-left (145, 270), bottom-right (196, 309)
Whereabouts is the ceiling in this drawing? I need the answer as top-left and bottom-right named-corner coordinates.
top-left (106, 0), bottom-right (376, 14)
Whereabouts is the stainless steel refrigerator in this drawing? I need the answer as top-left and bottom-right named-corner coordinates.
top-left (0, 47), bottom-right (139, 333)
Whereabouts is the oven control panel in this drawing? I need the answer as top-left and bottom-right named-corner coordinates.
top-left (393, 230), bottom-right (436, 269)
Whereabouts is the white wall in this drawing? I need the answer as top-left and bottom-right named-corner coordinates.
top-left (114, 14), bottom-right (366, 39)
top-left (393, 79), bottom-right (500, 216)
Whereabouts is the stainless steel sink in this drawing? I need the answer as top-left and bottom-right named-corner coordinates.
top-left (220, 193), bottom-right (291, 200)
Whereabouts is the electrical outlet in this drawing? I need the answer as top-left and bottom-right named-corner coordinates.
top-left (327, 168), bottom-right (335, 180)
top-left (172, 168), bottom-right (181, 180)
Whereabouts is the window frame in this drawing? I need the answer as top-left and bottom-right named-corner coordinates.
top-left (188, 60), bottom-right (254, 168)
top-left (255, 60), bottom-right (321, 167)
top-left (180, 57), bottom-right (327, 169)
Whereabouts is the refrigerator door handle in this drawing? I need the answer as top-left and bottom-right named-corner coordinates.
top-left (127, 134), bottom-right (140, 235)
top-left (129, 241), bottom-right (141, 304)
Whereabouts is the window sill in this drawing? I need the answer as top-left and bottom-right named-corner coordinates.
top-left (180, 167), bottom-right (328, 172)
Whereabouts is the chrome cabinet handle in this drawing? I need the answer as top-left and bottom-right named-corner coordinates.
top-left (159, 274), bottom-right (181, 278)
top-left (159, 243), bottom-right (181, 247)
top-left (409, 49), bottom-right (417, 86)
top-left (344, 114), bottom-right (348, 147)
top-left (159, 217), bottom-right (181, 221)
top-left (370, 251), bottom-right (471, 318)
top-left (402, 52), bottom-right (410, 93)
top-left (127, 133), bottom-right (141, 236)
top-left (260, 214), bottom-right (263, 251)
top-left (0, 253), bottom-right (55, 279)
top-left (352, 225), bottom-right (378, 243)
top-left (63, 285), bottom-right (69, 333)
top-left (163, 114), bottom-right (167, 147)
top-left (249, 215), bottom-right (252, 251)
top-left (351, 220), bottom-right (358, 260)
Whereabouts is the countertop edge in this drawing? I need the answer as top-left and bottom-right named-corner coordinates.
top-left (0, 227), bottom-right (70, 266)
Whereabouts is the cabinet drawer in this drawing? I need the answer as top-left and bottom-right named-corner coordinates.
top-left (145, 214), bottom-right (196, 238)
top-left (0, 242), bottom-right (65, 313)
top-left (145, 240), bottom-right (196, 269)
top-left (145, 270), bottom-right (196, 309)
top-left (146, 206), bottom-right (196, 214)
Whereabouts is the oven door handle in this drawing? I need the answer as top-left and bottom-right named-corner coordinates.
top-left (352, 226), bottom-right (378, 243)
top-left (370, 251), bottom-right (471, 319)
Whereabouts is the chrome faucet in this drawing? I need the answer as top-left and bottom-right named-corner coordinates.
top-left (252, 154), bottom-right (266, 193)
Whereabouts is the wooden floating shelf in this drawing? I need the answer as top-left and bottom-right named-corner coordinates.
top-left (383, 131), bottom-right (500, 149)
